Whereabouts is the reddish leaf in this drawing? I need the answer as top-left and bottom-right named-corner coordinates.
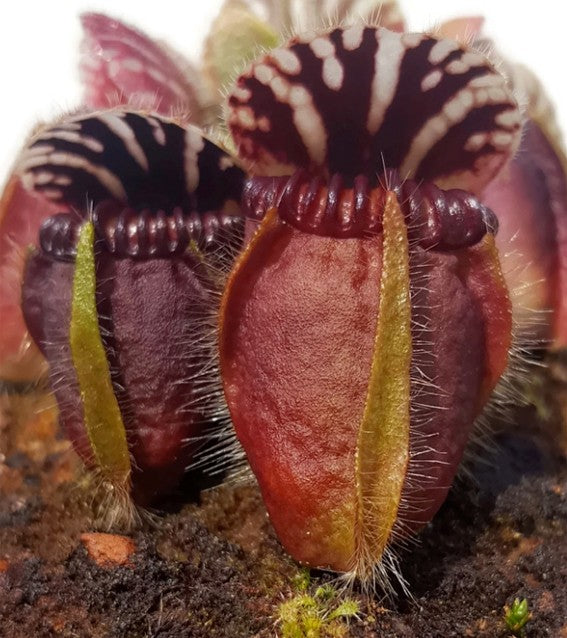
top-left (80, 12), bottom-right (202, 122)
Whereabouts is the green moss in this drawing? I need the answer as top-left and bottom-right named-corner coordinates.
top-left (328, 599), bottom-right (361, 621)
top-left (292, 568), bottom-right (312, 593)
top-left (277, 573), bottom-right (361, 638)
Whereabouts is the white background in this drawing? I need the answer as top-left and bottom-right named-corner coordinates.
top-left (0, 0), bottom-right (564, 182)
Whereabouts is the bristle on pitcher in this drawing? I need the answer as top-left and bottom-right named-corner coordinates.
top-left (228, 26), bottom-right (521, 193)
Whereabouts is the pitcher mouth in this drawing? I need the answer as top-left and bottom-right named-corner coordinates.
top-left (242, 169), bottom-right (498, 248)
top-left (38, 202), bottom-right (244, 262)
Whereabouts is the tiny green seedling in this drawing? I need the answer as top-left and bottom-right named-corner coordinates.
top-left (504, 598), bottom-right (531, 636)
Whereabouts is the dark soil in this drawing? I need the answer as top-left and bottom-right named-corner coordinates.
top-left (0, 388), bottom-right (566, 638)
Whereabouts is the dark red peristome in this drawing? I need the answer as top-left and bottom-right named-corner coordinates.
top-left (243, 170), bottom-right (497, 248)
top-left (22, 217), bottom-right (218, 504)
top-left (39, 212), bottom-right (82, 262)
top-left (93, 201), bottom-right (244, 258)
top-left (241, 176), bottom-right (290, 221)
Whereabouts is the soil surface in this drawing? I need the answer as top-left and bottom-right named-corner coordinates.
top-left (0, 384), bottom-right (566, 638)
